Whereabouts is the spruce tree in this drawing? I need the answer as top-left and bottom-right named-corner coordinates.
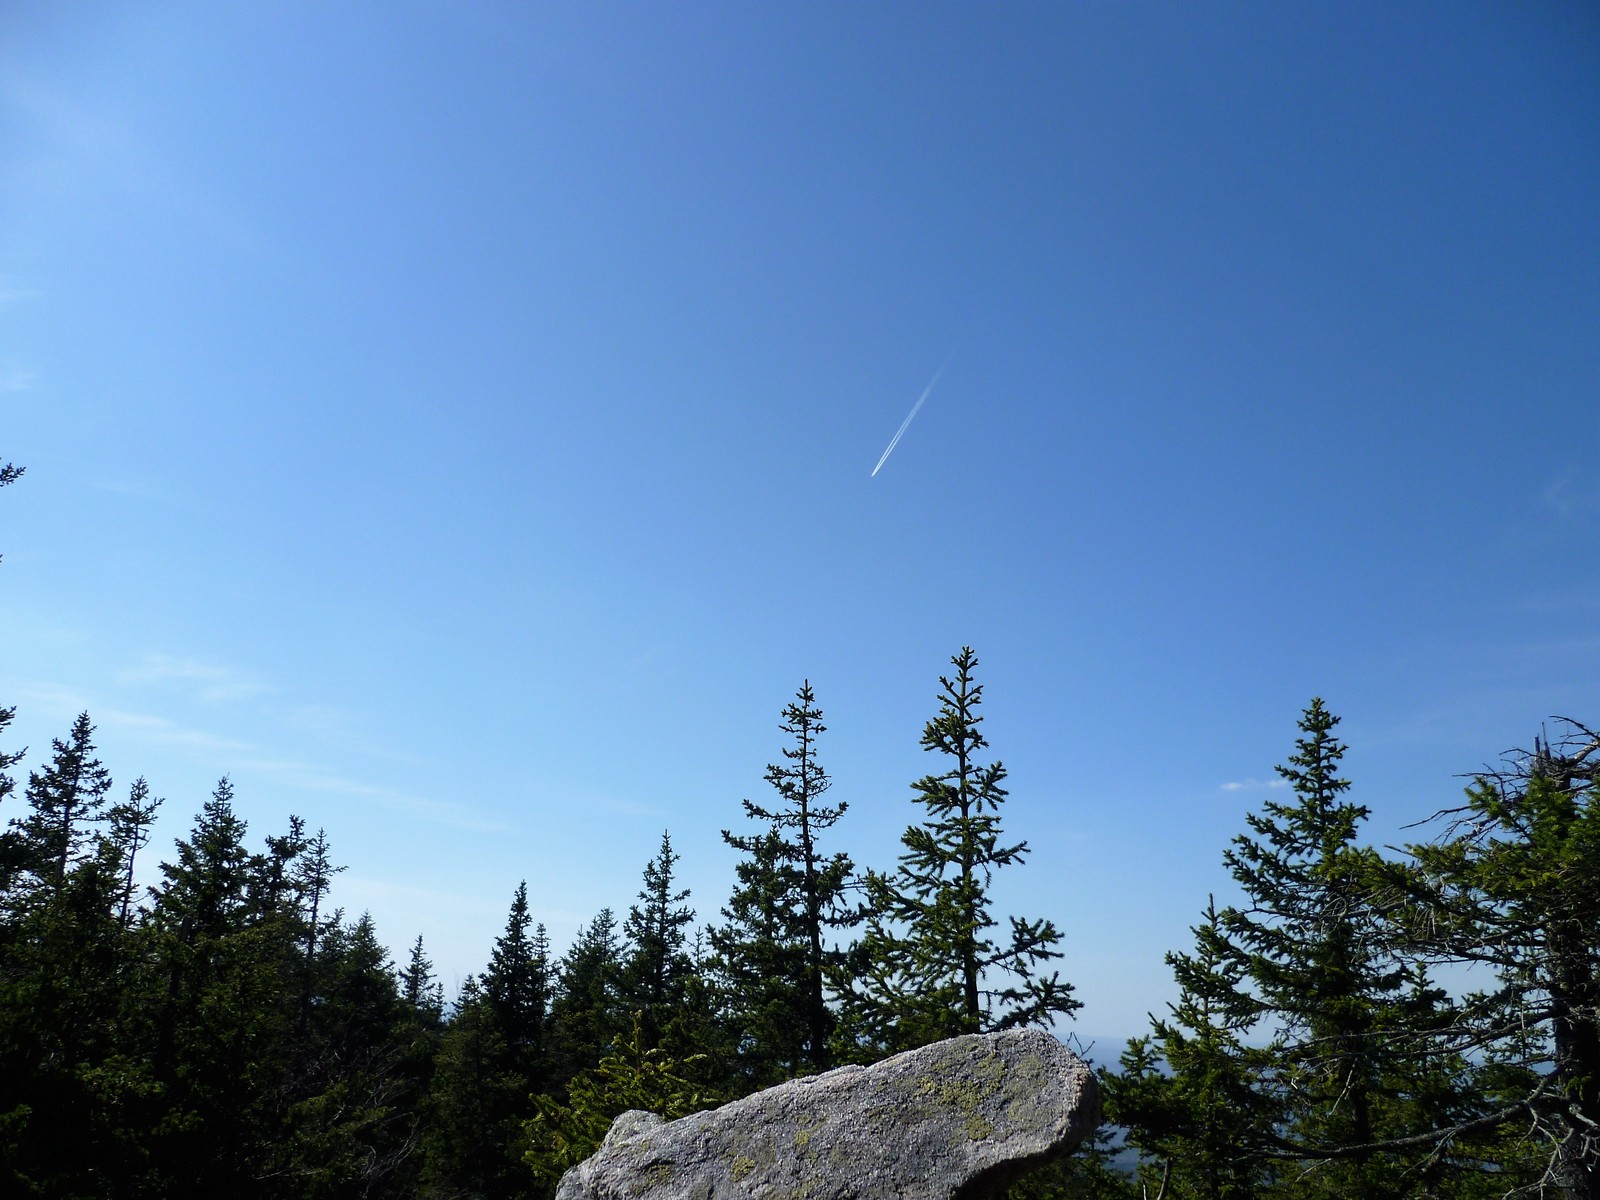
top-left (709, 828), bottom-right (810, 1086)
top-left (106, 776), bottom-right (162, 929)
top-left (425, 885), bottom-right (555, 1200)
top-left (18, 711), bottom-right (113, 899)
top-left (621, 831), bottom-right (695, 1050)
top-left (422, 977), bottom-right (511, 1199)
top-left (714, 682), bottom-right (853, 1079)
top-left (400, 933), bottom-right (445, 1027)
top-left (1213, 698), bottom-right (1469, 1198)
top-left (0, 704), bottom-right (28, 924)
top-left (279, 911), bottom-right (424, 1198)
top-left (548, 907), bottom-right (627, 1082)
top-left (1108, 898), bottom-right (1277, 1200)
top-left (484, 881), bottom-right (551, 1081)
top-left (0, 785), bottom-right (139, 1197)
top-left (842, 647), bottom-right (1078, 1055)
top-left (1395, 720), bottom-right (1600, 1199)
top-left (143, 779), bottom-right (293, 1196)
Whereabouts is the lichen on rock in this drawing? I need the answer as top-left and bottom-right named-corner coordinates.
top-left (553, 1028), bottom-right (1100, 1200)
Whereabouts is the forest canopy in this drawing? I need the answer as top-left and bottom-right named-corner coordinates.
top-left (2, 633), bottom-right (1595, 1198)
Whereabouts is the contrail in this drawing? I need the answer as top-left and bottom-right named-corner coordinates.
top-left (870, 351), bottom-right (955, 477)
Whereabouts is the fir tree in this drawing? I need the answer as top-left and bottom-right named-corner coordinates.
top-left (524, 1014), bottom-right (716, 1194)
top-left (400, 933), bottom-right (445, 1027)
top-left (143, 779), bottom-right (293, 1196)
top-left (621, 831), bottom-right (695, 1050)
top-left (423, 886), bottom-right (554, 1200)
top-left (279, 911), bottom-right (424, 1198)
top-left (291, 825), bottom-right (343, 1024)
top-left (422, 977), bottom-right (509, 1198)
top-left (0, 704), bottom-right (28, 922)
top-left (19, 711), bottom-right (113, 899)
top-left (484, 881), bottom-right (551, 1081)
top-left (549, 907), bottom-right (627, 1082)
top-left (1108, 898), bottom-right (1277, 1200)
top-left (1394, 720), bottom-right (1600, 1199)
top-left (106, 776), bottom-right (162, 929)
top-left (1214, 698), bottom-right (1469, 1198)
top-left (842, 648), bottom-right (1078, 1055)
top-left (709, 828), bottom-right (810, 1086)
top-left (713, 681), bottom-right (853, 1079)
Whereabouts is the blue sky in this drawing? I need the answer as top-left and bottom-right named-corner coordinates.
top-left (2, 1), bottom-right (1596, 1050)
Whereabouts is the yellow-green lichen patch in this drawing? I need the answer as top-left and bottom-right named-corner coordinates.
top-left (914, 1045), bottom-right (1007, 1139)
top-left (729, 1154), bottom-right (757, 1182)
top-left (998, 1049), bottom-right (1056, 1129)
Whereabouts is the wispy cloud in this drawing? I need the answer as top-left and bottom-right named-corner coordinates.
top-left (1543, 470), bottom-right (1600, 520)
top-left (117, 653), bottom-right (271, 703)
top-left (15, 681), bottom-right (93, 719)
top-left (237, 756), bottom-right (511, 833)
top-left (1220, 777), bottom-right (1289, 792)
top-left (0, 277), bottom-right (40, 307)
top-left (338, 876), bottom-right (507, 922)
top-left (98, 707), bottom-right (259, 757)
top-left (2, 73), bottom-right (275, 264)
top-left (0, 363), bottom-right (37, 393)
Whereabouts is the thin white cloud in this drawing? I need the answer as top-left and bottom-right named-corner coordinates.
top-left (237, 756), bottom-right (511, 834)
top-left (0, 277), bottom-right (40, 307)
top-left (2, 73), bottom-right (277, 264)
top-left (1219, 777), bottom-right (1289, 792)
top-left (14, 681), bottom-right (93, 719)
top-left (16, 672), bottom-right (493, 830)
top-left (0, 364), bottom-right (37, 393)
top-left (97, 707), bottom-right (259, 756)
top-left (117, 653), bottom-right (271, 703)
top-left (1543, 470), bottom-right (1600, 520)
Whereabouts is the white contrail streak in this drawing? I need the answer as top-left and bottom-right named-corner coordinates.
top-left (870, 353), bottom-right (954, 477)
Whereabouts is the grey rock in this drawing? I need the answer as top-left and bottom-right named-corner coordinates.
top-left (554, 1027), bottom-right (1100, 1200)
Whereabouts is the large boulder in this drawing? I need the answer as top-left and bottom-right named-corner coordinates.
top-left (555, 1028), bottom-right (1099, 1200)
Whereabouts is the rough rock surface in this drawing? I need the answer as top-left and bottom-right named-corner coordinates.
top-left (554, 1028), bottom-right (1100, 1200)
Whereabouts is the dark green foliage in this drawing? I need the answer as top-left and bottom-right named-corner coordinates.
top-left (106, 777), bottom-right (162, 929)
top-left (0, 824), bottom-right (145, 1197)
top-left (140, 781), bottom-right (296, 1194)
top-left (401, 934), bottom-right (446, 1027)
top-left (840, 648), bottom-right (1078, 1055)
top-left (1215, 698), bottom-right (1415, 1196)
top-left (523, 1014), bottom-right (715, 1194)
top-left (1394, 721), bottom-right (1600, 1199)
top-left (711, 681), bottom-right (853, 1085)
top-left (18, 712), bottom-right (113, 900)
top-left (1111, 699), bottom-right (1518, 1200)
top-left (1106, 898), bottom-right (1276, 1200)
top-left (708, 827), bottom-right (811, 1085)
top-left (0, 704), bottom-right (29, 928)
top-left (277, 911), bottom-right (429, 1199)
top-left (0, 632), bottom-right (1588, 1200)
top-left (421, 883), bottom-right (555, 1200)
top-left (484, 883), bottom-right (550, 1080)
top-left (548, 907), bottom-right (627, 1084)
top-left (620, 832), bottom-right (695, 1051)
